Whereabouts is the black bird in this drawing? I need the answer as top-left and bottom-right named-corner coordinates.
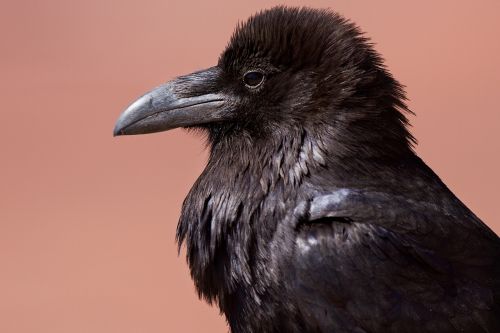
top-left (114, 7), bottom-right (499, 333)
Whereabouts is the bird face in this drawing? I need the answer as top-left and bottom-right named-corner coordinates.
top-left (112, 50), bottom-right (307, 137)
top-left (114, 8), bottom-right (346, 137)
top-left (114, 7), bottom-right (409, 154)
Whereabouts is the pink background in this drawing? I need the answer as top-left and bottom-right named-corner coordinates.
top-left (1, 1), bottom-right (498, 332)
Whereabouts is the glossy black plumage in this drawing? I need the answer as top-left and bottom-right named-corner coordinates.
top-left (115, 7), bottom-right (500, 333)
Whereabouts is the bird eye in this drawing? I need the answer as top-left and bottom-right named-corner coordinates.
top-left (243, 71), bottom-right (265, 88)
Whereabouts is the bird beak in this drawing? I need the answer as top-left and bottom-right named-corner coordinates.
top-left (113, 67), bottom-right (229, 136)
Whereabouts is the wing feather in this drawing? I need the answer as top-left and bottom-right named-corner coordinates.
top-left (288, 189), bottom-right (500, 332)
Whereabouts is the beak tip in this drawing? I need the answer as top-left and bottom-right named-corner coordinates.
top-left (113, 123), bottom-right (125, 137)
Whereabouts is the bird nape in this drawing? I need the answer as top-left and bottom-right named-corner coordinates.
top-left (114, 6), bottom-right (499, 333)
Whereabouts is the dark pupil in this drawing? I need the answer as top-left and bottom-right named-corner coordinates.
top-left (244, 71), bottom-right (264, 87)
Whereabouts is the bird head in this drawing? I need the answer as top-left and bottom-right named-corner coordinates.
top-left (114, 7), bottom-right (414, 158)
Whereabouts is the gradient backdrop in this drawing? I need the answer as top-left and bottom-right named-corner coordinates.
top-left (1, 1), bottom-right (499, 332)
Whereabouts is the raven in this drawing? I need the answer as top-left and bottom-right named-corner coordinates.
top-left (114, 7), bottom-right (499, 333)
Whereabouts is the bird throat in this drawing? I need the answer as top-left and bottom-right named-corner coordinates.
top-left (176, 127), bottom-right (327, 302)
